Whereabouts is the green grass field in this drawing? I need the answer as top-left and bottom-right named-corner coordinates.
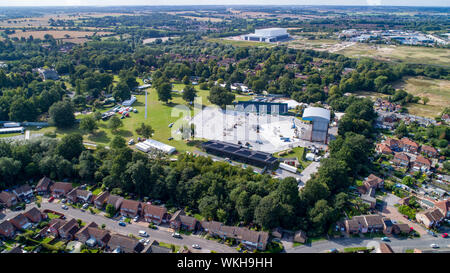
top-left (336, 43), bottom-right (450, 67)
top-left (274, 147), bottom-right (310, 169)
top-left (394, 76), bottom-right (450, 118)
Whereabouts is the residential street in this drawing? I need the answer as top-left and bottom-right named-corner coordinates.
top-left (1, 202), bottom-right (237, 253)
top-left (286, 235), bottom-right (450, 253)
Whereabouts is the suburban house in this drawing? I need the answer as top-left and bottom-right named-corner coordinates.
top-left (24, 207), bottom-right (45, 223)
top-left (383, 218), bottom-right (395, 234)
top-left (94, 191), bottom-right (110, 209)
top-left (75, 222), bottom-right (111, 248)
top-left (142, 203), bottom-right (168, 225)
top-left (36, 176), bottom-right (54, 195)
top-left (391, 152), bottom-right (410, 167)
top-left (50, 182), bottom-right (73, 198)
top-left (106, 194), bottom-right (124, 211)
top-left (67, 187), bottom-right (93, 204)
top-left (434, 199), bottom-right (450, 218)
top-left (293, 230), bottom-right (307, 244)
top-left (141, 240), bottom-right (171, 253)
top-left (384, 138), bottom-right (401, 151)
top-left (361, 188), bottom-right (377, 209)
top-left (120, 199), bottom-right (142, 217)
top-left (0, 191), bottom-right (18, 207)
top-left (416, 208), bottom-right (445, 228)
top-left (344, 215), bottom-right (384, 234)
top-left (46, 219), bottom-right (67, 237)
top-left (9, 213), bottom-right (32, 230)
top-left (57, 218), bottom-right (80, 240)
top-left (364, 174), bottom-right (384, 189)
top-left (106, 233), bottom-right (144, 253)
top-left (271, 227), bottom-right (283, 239)
top-left (413, 156), bottom-right (432, 172)
top-left (400, 137), bottom-right (419, 153)
top-left (420, 145), bottom-right (438, 157)
top-left (393, 223), bottom-right (411, 235)
top-left (0, 220), bottom-right (16, 238)
top-left (201, 221), bottom-right (269, 250)
top-left (13, 184), bottom-right (34, 200)
top-left (170, 210), bottom-right (198, 231)
top-left (376, 143), bottom-right (393, 155)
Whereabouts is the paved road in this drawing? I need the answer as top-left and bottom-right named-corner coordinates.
top-left (2, 202), bottom-right (237, 253)
top-left (287, 235), bottom-right (450, 253)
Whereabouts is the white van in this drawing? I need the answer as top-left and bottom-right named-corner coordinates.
top-left (139, 230), bottom-right (149, 237)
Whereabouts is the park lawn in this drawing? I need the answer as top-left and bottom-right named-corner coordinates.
top-left (92, 188), bottom-right (102, 195)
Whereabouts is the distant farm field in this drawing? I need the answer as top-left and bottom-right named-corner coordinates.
top-left (394, 76), bottom-right (450, 118)
top-left (335, 43), bottom-right (450, 67)
top-left (8, 30), bottom-right (113, 40)
top-left (205, 37), bottom-right (274, 48)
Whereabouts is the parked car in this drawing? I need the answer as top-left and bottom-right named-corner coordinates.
top-left (192, 244), bottom-right (201, 249)
top-left (118, 221), bottom-right (126, 227)
top-left (168, 123), bottom-right (174, 128)
top-left (61, 205), bottom-right (68, 210)
top-left (48, 196), bottom-right (55, 202)
top-left (329, 248), bottom-right (338, 253)
top-left (172, 232), bottom-right (182, 239)
top-left (381, 237), bottom-right (390, 242)
top-left (128, 139), bottom-right (135, 145)
top-left (430, 244), bottom-right (439, 248)
top-left (82, 203), bottom-right (89, 209)
top-left (139, 230), bottom-right (149, 237)
top-left (133, 216), bottom-right (139, 222)
top-left (139, 238), bottom-right (146, 243)
top-left (442, 233), bottom-right (448, 238)
top-left (168, 137), bottom-right (173, 141)
top-left (61, 199), bottom-right (67, 203)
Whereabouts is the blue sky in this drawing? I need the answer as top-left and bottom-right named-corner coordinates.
top-left (0, 0), bottom-right (449, 7)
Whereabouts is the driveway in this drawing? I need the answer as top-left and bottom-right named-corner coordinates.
top-left (380, 204), bottom-right (428, 236)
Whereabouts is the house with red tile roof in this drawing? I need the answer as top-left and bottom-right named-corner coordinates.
top-left (434, 199), bottom-right (450, 219)
top-left (400, 137), bottom-right (419, 154)
top-left (420, 145), bottom-right (438, 158)
top-left (50, 182), bottom-right (73, 198)
top-left (36, 176), bottom-right (53, 195)
top-left (376, 143), bottom-right (393, 155)
top-left (142, 203), bottom-right (167, 225)
top-left (0, 191), bottom-right (18, 208)
top-left (416, 208), bottom-right (445, 228)
top-left (120, 199), bottom-right (141, 218)
top-left (24, 207), bottom-right (46, 223)
top-left (413, 155), bottom-right (432, 172)
top-left (384, 138), bottom-right (401, 151)
top-left (391, 152), bottom-right (410, 167)
top-left (0, 220), bottom-right (16, 238)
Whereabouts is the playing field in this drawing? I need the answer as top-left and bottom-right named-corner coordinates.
top-left (394, 76), bottom-right (450, 118)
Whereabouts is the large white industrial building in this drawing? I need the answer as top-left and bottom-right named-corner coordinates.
top-left (242, 28), bottom-right (289, 43)
top-left (301, 107), bottom-right (331, 144)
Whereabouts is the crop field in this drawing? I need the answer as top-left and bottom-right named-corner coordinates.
top-left (181, 16), bottom-right (224, 22)
top-left (335, 43), bottom-right (450, 67)
top-left (394, 76), bottom-right (450, 118)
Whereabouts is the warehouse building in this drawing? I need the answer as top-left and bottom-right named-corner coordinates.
top-left (202, 140), bottom-right (279, 169)
top-left (234, 101), bottom-right (288, 115)
top-left (301, 107), bottom-right (331, 144)
top-left (242, 28), bottom-right (289, 43)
